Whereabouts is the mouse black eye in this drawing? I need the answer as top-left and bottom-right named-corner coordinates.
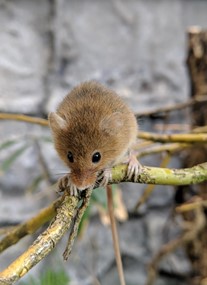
top-left (67, 151), bottom-right (74, 163)
top-left (92, 152), bottom-right (101, 163)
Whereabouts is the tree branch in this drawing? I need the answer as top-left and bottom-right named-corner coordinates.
top-left (138, 132), bottom-right (207, 143)
top-left (0, 113), bottom-right (48, 126)
top-left (145, 199), bottom-right (206, 285)
top-left (1, 162), bottom-right (207, 259)
top-left (136, 95), bottom-right (207, 117)
top-left (111, 162), bottom-right (207, 185)
top-left (0, 158), bottom-right (207, 284)
top-left (0, 192), bottom-right (80, 285)
top-left (0, 197), bottom-right (62, 254)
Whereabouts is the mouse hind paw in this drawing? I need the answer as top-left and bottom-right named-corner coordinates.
top-left (127, 154), bottom-right (142, 182)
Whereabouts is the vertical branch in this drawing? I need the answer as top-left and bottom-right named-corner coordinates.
top-left (106, 185), bottom-right (126, 285)
top-left (186, 26), bottom-right (207, 126)
top-left (176, 26), bottom-right (207, 284)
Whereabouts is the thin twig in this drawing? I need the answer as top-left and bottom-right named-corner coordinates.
top-left (0, 113), bottom-right (48, 126)
top-left (0, 96), bottom-right (206, 127)
top-left (106, 185), bottom-right (126, 285)
top-left (34, 140), bottom-right (53, 185)
top-left (136, 95), bottom-right (207, 117)
top-left (138, 142), bottom-right (190, 157)
top-left (138, 131), bottom-right (207, 143)
top-left (63, 188), bottom-right (93, 260)
top-left (176, 199), bottom-right (207, 213)
top-left (192, 126), bottom-right (207, 133)
top-left (145, 200), bottom-right (206, 285)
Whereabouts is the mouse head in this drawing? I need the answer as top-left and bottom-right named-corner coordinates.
top-left (49, 111), bottom-right (124, 190)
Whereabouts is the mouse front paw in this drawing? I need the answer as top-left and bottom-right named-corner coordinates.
top-left (58, 174), bottom-right (70, 192)
top-left (58, 175), bottom-right (79, 196)
top-left (97, 169), bottom-right (112, 187)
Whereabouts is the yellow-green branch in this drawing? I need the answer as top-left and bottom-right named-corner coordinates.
top-left (1, 113), bottom-right (207, 145)
top-left (138, 131), bottom-right (207, 143)
top-left (137, 142), bottom-right (190, 157)
top-left (0, 162), bottom-right (207, 284)
top-left (0, 197), bottom-right (62, 254)
top-left (0, 113), bottom-right (48, 126)
top-left (0, 193), bottom-right (79, 285)
top-left (112, 162), bottom-right (207, 185)
top-left (1, 162), bottom-right (207, 255)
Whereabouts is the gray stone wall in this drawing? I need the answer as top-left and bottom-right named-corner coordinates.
top-left (0, 1), bottom-right (207, 284)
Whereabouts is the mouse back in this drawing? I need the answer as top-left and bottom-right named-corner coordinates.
top-left (49, 81), bottom-right (138, 189)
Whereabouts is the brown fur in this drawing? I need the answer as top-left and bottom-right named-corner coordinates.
top-left (49, 81), bottom-right (138, 189)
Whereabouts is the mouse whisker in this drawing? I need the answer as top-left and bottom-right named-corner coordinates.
top-left (52, 170), bottom-right (71, 176)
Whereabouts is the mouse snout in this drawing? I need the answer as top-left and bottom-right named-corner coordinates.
top-left (70, 170), bottom-right (97, 190)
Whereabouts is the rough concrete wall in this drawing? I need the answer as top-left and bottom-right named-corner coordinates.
top-left (46, 0), bottom-right (189, 114)
top-left (0, 0), bottom-right (50, 114)
top-left (0, 1), bottom-right (207, 285)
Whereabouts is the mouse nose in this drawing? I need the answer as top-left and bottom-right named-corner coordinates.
top-left (71, 170), bottom-right (97, 190)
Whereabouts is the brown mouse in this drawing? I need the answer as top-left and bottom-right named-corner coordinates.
top-left (49, 81), bottom-right (141, 195)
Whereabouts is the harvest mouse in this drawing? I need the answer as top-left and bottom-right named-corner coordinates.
top-left (49, 81), bottom-right (141, 195)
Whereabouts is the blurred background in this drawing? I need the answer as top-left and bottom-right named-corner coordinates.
top-left (0, 1), bottom-right (207, 285)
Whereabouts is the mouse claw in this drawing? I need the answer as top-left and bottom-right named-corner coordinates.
top-left (98, 169), bottom-right (112, 187)
top-left (127, 154), bottom-right (142, 182)
top-left (58, 174), bottom-right (79, 196)
top-left (69, 184), bottom-right (79, 196)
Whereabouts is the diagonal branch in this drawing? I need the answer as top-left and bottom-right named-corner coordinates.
top-left (0, 197), bottom-right (62, 254)
top-left (0, 192), bottom-right (80, 285)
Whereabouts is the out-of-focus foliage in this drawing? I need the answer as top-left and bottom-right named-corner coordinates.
top-left (19, 268), bottom-right (70, 285)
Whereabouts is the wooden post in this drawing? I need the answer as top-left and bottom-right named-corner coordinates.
top-left (186, 26), bottom-right (207, 126)
top-left (179, 26), bottom-right (207, 285)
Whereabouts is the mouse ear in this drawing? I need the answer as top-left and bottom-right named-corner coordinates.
top-left (99, 112), bottom-right (123, 135)
top-left (48, 112), bottom-right (67, 132)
